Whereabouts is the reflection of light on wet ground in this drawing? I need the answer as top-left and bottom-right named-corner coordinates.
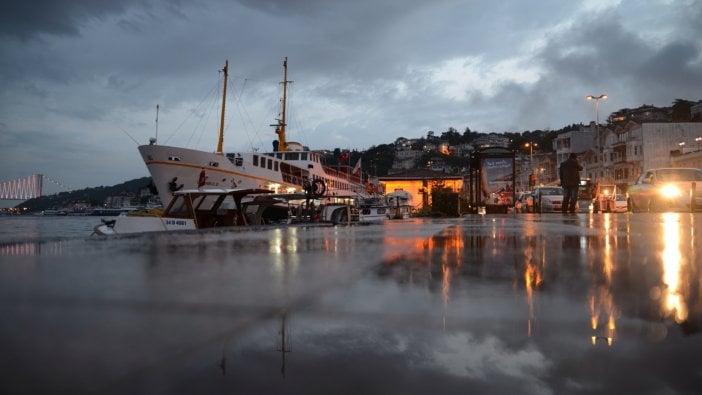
top-left (589, 284), bottom-right (616, 346)
top-left (588, 214), bottom-right (618, 346)
top-left (4, 215), bottom-right (702, 393)
top-left (603, 214), bottom-right (613, 282)
top-left (661, 213), bottom-right (688, 324)
top-left (269, 228), bottom-right (301, 293)
top-left (523, 238), bottom-right (541, 337)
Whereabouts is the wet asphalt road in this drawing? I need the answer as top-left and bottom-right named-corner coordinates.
top-left (1, 213), bottom-right (701, 394)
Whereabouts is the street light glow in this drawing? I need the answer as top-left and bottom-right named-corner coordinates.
top-left (587, 94), bottom-right (607, 100)
top-left (525, 141), bottom-right (538, 185)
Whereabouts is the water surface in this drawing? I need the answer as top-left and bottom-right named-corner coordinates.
top-left (1, 214), bottom-right (701, 394)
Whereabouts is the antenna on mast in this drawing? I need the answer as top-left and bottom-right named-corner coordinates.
top-left (149, 104), bottom-right (159, 145)
top-left (272, 57), bottom-right (291, 152)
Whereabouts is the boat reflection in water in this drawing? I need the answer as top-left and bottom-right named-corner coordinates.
top-left (0, 240), bottom-right (67, 257)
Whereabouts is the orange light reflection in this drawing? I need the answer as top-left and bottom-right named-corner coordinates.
top-left (588, 214), bottom-right (618, 346)
top-left (661, 213), bottom-right (688, 324)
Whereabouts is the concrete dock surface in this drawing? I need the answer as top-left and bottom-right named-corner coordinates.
top-left (1, 213), bottom-right (701, 394)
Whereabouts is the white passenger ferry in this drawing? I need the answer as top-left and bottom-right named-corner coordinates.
top-left (139, 58), bottom-right (367, 206)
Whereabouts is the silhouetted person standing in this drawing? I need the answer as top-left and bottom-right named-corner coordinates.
top-left (559, 153), bottom-right (583, 213)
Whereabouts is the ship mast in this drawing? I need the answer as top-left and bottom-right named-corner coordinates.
top-left (217, 60), bottom-right (228, 155)
top-left (274, 57), bottom-right (290, 152)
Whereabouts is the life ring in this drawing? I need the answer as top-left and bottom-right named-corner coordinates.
top-left (311, 179), bottom-right (326, 198)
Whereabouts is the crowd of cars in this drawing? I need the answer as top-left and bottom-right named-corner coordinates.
top-left (514, 167), bottom-right (702, 214)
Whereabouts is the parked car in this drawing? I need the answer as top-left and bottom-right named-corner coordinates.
top-left (627, 168), bottom-right (702, 212)
top-left (533, 186), bottom-right (564, 213)
top-left (611, 194), bottom-right (628, 213)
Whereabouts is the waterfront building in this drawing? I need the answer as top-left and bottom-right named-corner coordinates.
top-left (554, 123), bottom-right (596, 166)
top-left (379, 169), bottom-right (463, 211)
top-left (582, 121), bottom-right (702, 187)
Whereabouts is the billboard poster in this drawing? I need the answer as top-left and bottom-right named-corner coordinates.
top-left (480, 157), bottom-right (514, 205)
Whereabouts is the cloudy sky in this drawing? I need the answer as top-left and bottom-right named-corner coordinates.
top-left (1, 0), bottom-right (701, 194)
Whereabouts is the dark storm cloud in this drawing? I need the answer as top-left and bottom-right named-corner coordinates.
top-left (638, 42), bottom-right (702, 89)
top-left (0, 0), bottom-right (145, 39)
top-left (535, 10), bottom-right (702, 108)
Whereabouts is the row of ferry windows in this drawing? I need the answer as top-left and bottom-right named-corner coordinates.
top-left (213, 153), bottom-right (349, 190)
top-left (269, 152), bottom-right (318, 162)
top-left (252, 155), bottom-right (279, 171)
top-left (251, 153), bottom-right (321, 171)
top-left (256, 152), bottom-right (318, 162)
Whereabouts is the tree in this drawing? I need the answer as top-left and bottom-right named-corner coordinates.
top-left (462, 127), bottom-right (480, 143)
top-left (440, 127), bottom-right (461, 145)
top-left (362, 144), bottom-right (395, 177)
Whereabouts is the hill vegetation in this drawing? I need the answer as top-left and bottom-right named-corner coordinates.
top-left (17, 177), bottom-right (153, 212)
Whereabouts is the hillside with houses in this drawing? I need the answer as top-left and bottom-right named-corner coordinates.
top-left (354, 98), bottom-right (702, 193)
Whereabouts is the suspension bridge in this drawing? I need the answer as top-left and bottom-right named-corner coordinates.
top-left (0, 174), bottom-right (71, 200)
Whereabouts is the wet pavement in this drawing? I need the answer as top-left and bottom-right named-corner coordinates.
top-left (1, 213), bottom-right (702, 394)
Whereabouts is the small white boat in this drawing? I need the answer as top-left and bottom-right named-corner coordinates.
top-left (385, 190), bottom-right (413, 219)
top-left (93, 188), bottom-right (272, 236)
top-left (40, 209), bottom-right (68, 216)
top-left (316, 194), bottom-right (390, 224)
top-left (358, 197), bottom-right (390, 222)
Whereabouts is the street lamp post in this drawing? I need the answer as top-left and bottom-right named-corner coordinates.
top-left (587, 94), bottom-right (607, 152)
top-left (696, 136), bottom-right (702, 151)
top-left (525, 142), bottom-right (537, 186)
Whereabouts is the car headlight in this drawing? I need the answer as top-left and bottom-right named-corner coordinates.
top-left (659, 184), bottom-right (681, 198)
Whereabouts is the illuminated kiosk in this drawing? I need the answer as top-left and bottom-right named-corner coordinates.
top-left (468, 147), bottom-right (516, 214)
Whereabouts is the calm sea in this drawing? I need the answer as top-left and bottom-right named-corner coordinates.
top-left (0, 215), bottom-right (99, 244)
